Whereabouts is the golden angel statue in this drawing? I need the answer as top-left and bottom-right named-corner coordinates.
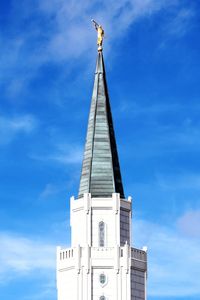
top-left (91, 19), bottom-right (104, 51)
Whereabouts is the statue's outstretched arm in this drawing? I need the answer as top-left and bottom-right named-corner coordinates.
top-left (91, 19), bottom-right (99, 30)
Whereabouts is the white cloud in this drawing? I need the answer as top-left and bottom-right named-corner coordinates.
top-left (0, 232), bottom-right (55, 283)
top-left (0, 115), bottom-right (37, 145)
top-left (38, 182), bottom-right (70, 199)
top-left (39, 183), bottom-right (62, 199)
top-left (1, 0), bottom-right (195, 97)
top-left (133, 218), bottom-right (200, 297)
top-left (31, 144), bottom-right (83, 165)
top-left (118, 101), bottom-right (183, 116)
top-left (0, 36), bottom-right (42, 98)
top-left (156, 172), bottom-right (200, 191)
top-left (166, 8), bottom-right (194, 37)
top-left (50, 146), bottom-right (83, 164)
top-left (22, 282), bottom-right (56, 300)
top-left (177, 210), bottom-right (200, 238)
top-left (39, 0), bottom-right (179, 60)
top-left (120, 105), bottom-right (200, 161)
top-left (1, 213), bottom-right (200, 298)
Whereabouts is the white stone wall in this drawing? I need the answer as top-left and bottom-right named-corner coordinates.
top-left (70, 194), bottom-right (132, 248)
top-left (57, 267), bottom-right (77, 300)
top-left (92, 268), bottom-right (114, 300)
top-left (91, 208), bottom-right (116, 247)
top-left (57, 194), bottom-right (147, 300)
top-left (71, 208), bottom-right (85, 246)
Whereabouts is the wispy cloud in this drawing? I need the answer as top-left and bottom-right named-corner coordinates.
top-left (0, 232), bottom-right (55, 283)
top-left (39, 0), bottom-right (174, 57)
top-left (0, 115), bottom-right (37, 145)
top-left (117, 101), bottom-right (184, 116)
top-left (49, 146), bottom-right (83, 164)
top-left (133, 217), bottom-right (200, 297)
top-left (0, 35), bottom-right (44, 98)
top-left (38, 181), bottom-right (71, 199)
top-left (177, 210), bottom-right (200, 238)
top-left (31, 143), bottom-right (83, 165)
top-left (39, 183), bottom-right (63, 199)
top-left (1, 213), bottom-right (200, 299)
top-left (166, 8), bottom-right (195, 38)
top-left (119, 101), bottom-right (200, 162)
top-left (156, 172), bottom-right (200, 191)
top-left (1, 0), bottom-right (193, 97)
top-left (22, 282), bottom-right (56, 300)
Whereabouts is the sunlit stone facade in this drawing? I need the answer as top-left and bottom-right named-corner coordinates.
top-left (57, 194), bottom-right (147, 300)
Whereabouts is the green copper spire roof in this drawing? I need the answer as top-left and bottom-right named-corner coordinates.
top-left (78, 52), bottom-right (125, 199)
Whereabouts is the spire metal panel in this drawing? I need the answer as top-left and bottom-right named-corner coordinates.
top-left (78, 52), bottom-right (125, 198)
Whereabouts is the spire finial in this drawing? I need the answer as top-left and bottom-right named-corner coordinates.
top-left (91, 19), bottom-right (104, 52)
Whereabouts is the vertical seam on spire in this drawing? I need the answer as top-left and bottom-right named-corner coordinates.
top-left (88, 67), bottom-right (100, 194)
top-left (102, 74), bottom-right (116, 193)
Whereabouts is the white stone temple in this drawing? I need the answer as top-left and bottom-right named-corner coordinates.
top-left (56, 37), bottom-right (147, 300)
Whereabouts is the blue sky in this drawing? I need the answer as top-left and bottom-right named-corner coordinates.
top-left (0, 0), bottom-right (200, 299)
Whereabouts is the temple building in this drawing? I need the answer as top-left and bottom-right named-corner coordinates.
top-left (56, 24), bottom-right (147, 300)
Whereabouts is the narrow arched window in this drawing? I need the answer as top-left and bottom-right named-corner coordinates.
top-left (99, 221), bottom-right (105, 247)
top-left (99, 273), bottom-right (106, 285)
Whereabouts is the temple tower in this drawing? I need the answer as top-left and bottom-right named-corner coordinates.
top-left (56, 27), bottom-right (147, 300)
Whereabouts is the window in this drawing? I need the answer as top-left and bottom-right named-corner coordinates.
top-left (99, 221), bottom-right (105, 247)
top-left (99, 273), bottom-right (106, 285)
top-left (100, 296), bottom-right (106, 300)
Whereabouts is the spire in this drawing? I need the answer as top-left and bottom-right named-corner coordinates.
top-left (78, 52), bottom-right (125, 199)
